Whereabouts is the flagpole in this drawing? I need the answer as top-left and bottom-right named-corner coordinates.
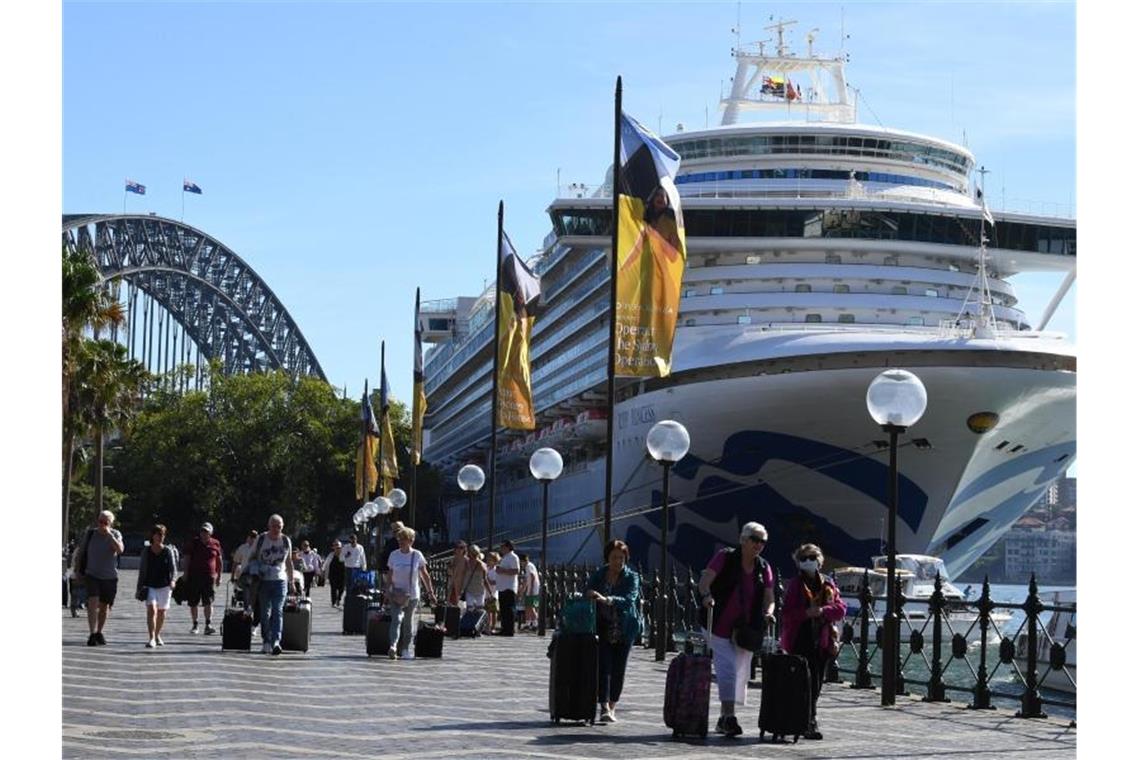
top-left (380, 340), bottom-right (386, 497)
top-left (603, 75), bottom-right (622, 545)
top-left (181, 179), bottom-right (185, 222)
top-left (361, 379), bottom-right (370, 511)
top-left (123, 180), bottom-right (127, 215)
top-left (487, 200), bottom-right (504, 552)
top-left (410, 287), bottom-right (420, 530)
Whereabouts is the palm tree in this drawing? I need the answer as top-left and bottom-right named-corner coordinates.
top-left (62, 244), bottom-right (132, 551)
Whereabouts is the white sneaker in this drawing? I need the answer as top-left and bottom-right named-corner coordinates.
top-left (400, 652), bottom-right (415, 661)
top-left (598, 706), bottom-right (614, 723)
top-left (145, 639), bottom-right (156, 649)
top-left (387, 646), bottom-right (397, 660)
top-left (155, 636), bottom-right (165, 647)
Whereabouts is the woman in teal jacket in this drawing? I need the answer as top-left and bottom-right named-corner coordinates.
top-left (586, 539), bottom-right (643, 724)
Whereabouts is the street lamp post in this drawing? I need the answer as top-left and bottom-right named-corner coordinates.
top-left (866, 369), bottom-right (928, 707)
top-left (457, 464), bottom-right (485, 543)
top-left (529, 447), bottom-right (564, 637)
top-left (386, 487), bottom-right (408, 553)
top-left (373, 497), bottom-right (393, 570)
top-left (646, 419), bottom-right (691, 662)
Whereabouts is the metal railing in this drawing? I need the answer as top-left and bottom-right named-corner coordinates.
top-left (422, 556), bottom-right (1074, 722)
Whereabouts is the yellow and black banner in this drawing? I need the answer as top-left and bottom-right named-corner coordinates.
top-left (412, 288), bottom-right (427, 465)
top-left (496, 231), bottom-right (541, 429)
top-left (614, 112), bottom-right (686, 377)
top-left (379, 365), bottom-right (399, 485)
top-left (355, 384), bottom-right (380, 500)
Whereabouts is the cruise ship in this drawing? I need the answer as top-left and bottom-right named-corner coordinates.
top-left (419, 25), bottom-right (1076, 580)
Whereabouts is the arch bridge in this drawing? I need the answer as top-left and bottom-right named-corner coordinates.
top-left (63, 214), bottom-right (326, 387)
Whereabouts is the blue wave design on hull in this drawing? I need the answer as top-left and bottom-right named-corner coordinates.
top-left (624, 430), bottom-right (926, 576)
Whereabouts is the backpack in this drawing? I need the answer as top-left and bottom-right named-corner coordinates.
top-left (73, 529), bottom-right (95, 577)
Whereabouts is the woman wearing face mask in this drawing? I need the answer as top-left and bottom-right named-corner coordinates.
top-left (779, 543), bottom-right (846, 740)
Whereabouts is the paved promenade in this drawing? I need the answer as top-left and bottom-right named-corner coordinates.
top-left (63, 570), bottom-right (1075, 759)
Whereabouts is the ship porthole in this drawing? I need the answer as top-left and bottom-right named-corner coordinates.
top-left (967, 411), bottom-right (1000, 434)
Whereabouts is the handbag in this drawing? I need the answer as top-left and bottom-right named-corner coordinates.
top-left (171, 575), bottom-right (188, 605)
top-left (596, 598), bottom-right (623, 644)
top-left (731, 569), bottom-right (767, 653)
top-left (388, 553), bottom-right (416, 608)
top-left (135, 587), bottom-right (148, 603)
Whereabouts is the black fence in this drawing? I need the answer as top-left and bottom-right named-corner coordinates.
top-left (424, 557), bottom-right (1075, 721)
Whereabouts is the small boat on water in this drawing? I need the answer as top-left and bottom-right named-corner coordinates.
top-left (833, 554), bottom-right (1011, 643)
top-left (1015, 588), bottom-right (1075, 694)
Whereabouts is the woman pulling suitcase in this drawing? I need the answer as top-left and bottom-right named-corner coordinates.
top-left (697, 522), bottom-right (776, 738)
top-left (779, 543), bottom-right (846, 740)
top-left (586, 539), bottom-right (642, 723)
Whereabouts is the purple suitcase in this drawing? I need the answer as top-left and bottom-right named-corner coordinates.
top-left (663, 607), bottom-right (713, 738)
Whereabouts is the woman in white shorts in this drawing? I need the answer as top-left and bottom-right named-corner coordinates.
top-left (137, 524), bottom-right (178, 648)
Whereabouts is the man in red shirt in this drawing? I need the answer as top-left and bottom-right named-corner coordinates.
top-left (183, 522), bottom-right (223, 635)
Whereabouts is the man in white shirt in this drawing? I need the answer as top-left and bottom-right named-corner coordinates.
top-left (297, 540), bottom-right (322, 597)
top-left (496, 540), bottom-right (520, 636)
top-left (519, 553), bottom-right (541, 631)
top-left (340, 534), bottom-right (368, 592)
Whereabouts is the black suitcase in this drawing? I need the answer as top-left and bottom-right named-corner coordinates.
top-left (415, 622), bottom-right (445, 658)
top-left (758, 653), bottom-right (813, 742)
top-left (281, 597), bottom-right (312, 652)
top-left (548, 632), bottom-right (598, 724)
top-left (365, 610), bottom-right (393, 656)
top-left (343, 593), bottom-right (369, 635)
top-left (459, 608), bottom-right (486, 637)
top-left (222, 608), bottom-right (253, 651)
top-left (433, 604), bottom-right (462, 638)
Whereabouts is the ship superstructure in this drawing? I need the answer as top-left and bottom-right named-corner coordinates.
top-left (420, 22), bottom-right (1075, 578)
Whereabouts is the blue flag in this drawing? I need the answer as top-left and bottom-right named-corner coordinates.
top-left (125, 180), bottom-right (146, 195)
top-left (183, 180), bottom-right (202, 195)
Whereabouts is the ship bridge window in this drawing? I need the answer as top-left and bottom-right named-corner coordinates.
top-left (891, 286), bottom-right (908, 295)
top-left (710, 286), bottom-right (725, 295)
top-left (833, 284), bottom-right (850, 294)
top-left (737, 315), bottom-right (752, 325)
top-left (428, 318), bottom-right (452, 331)
top-left (795, 284), bottom-right (812, 293)
top-left (838, 314), bottom-right (856, 323)
top-left (925, 288), bottom-right (939, 298)
top-left (805, 313), bottom-right (822, 323)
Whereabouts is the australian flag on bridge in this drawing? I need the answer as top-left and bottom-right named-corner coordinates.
top-left (125, 179), bottom-right (146, 195)
top-left (183, 179), bottom-right (202, 194)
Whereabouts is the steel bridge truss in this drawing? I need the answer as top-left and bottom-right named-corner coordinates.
top-left (62, 214), bottom-right (326, 385)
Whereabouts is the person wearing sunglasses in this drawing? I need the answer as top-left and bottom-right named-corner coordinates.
top-left (697, 522), bottom-right (775, 738)
top-left (779, 543), bottom-right (846, 740)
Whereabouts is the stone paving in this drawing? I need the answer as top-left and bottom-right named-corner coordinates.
top-left (63, 570), bottom-right (1076, 759)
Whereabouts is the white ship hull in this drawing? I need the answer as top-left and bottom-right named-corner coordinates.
top-left (448, 338), bottom-right (1075, 581)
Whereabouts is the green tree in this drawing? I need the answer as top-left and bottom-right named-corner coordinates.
top-left (61, 244), bottom-right (144, 549)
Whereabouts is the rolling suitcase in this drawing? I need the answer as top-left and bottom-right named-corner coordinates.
top-left (758, 652), bottom-right (813, 742)
top-left (415, 621), bottom-right (445, 658)
top-left (548, 631), bottom-right (598, 724)
top-left (459, 608), bottom-right (486, 637)
top-left (222, 608), bottom-right (253, 651)
top-left (281, 597), bottom-right (312, 652)
top-left (222, 582), bottom-right (253, 651)
top-left (559, 596), bottom-right (596, 635)
top-left (365, 610), bottom-right (393, 656)
top-left (344, 592), bottom-right (377, 635)
top-left (434, 604), bottom-right (462, 639)
top-left (663, 607), bottom-right (712, 738)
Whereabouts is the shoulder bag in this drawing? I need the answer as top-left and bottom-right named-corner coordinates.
top-left (388, 553), bottom-right (415, 608)
top-left (731, 558), bottom-right (768, 653)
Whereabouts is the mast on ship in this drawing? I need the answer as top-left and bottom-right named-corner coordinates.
top-left (953, 165), bottom-right (1000, 338)
top-left (721, 18), bottom-right (855, 125)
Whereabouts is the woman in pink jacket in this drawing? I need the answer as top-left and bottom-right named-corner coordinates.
top-left (779, 543), bottom-right (846, 740)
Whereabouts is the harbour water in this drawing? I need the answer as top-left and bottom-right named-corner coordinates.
top-left (835, 584), bottom-right (1076, 721)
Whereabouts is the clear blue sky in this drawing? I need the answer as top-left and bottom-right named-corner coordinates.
top-left (62, 1), bottom-right (1076, 404)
